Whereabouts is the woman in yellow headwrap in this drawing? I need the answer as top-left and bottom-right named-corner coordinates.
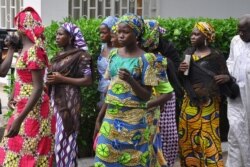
top-left (178, 22), bottom-right (231, 167)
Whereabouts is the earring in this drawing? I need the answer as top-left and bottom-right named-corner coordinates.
top-left (204, 39), bottom-right (207, 46)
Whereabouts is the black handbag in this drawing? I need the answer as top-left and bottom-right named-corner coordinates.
top-left (192, 62), bottom-right (240, 99)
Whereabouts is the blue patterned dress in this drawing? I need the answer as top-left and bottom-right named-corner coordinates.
top-left (94, 49), bottom-right (158, 167)
top-left (147, 54), bottom-right (174, 167)
top-left (97, 53), bottom-right (110, 108)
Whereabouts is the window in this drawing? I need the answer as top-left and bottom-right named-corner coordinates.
top-left (69, 0), bottom-right (158, 19)
top-left (0, 0), bottom-right (23, 29)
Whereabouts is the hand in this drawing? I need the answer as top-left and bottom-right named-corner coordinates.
top-left (214, 74), bottom-right (230, 84)
top-left (118, 68), bottom-right (132, 83)
top-left (8, 99), bottom-right (16, 110)
top-left (178, 61), bottom-right (189, 72)
top-left (46, 72), bottom-right (64, 84)
top-left (5, 117), bottom-right (23, 138)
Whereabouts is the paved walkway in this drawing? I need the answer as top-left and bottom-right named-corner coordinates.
top-left (0, 83), bottom-right (228, 167)
top-left (79, 142), bottom-right (228, 167)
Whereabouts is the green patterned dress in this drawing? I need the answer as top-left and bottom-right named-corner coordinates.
top-left (94, 49), bottom-right (158, 167)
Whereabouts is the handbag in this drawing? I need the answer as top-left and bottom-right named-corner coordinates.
top-left (192, 62), bottom-right (240, 99)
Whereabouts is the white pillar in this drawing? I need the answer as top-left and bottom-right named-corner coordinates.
top-left (23, 0), bottom-right (68, 26)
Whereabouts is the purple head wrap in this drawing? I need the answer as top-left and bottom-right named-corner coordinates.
top-left (61, 22), bottom-right (88, 51)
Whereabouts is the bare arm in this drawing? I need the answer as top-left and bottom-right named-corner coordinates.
top-left (8, 88), bottom-right (16, 110)
top-left (119, 69), bottom-right (151, 101)
top-left (0, 48), bottom-right (14, 77)
top-left (127, 78), bottom-right (152, 101)
top-left (147, 92), bottom-right (173, 109)
top-left (93, 103), bottom-right (107, 140)
top-left (47, 72), bottom-right (92, 87)
top-left (5, 70), bottom-right (44, 137)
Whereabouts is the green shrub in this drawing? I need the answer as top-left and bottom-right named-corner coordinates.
top-left (44, 17), bottom-right (238, 157)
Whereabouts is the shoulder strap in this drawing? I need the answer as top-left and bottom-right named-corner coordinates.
top-left (192, 61), bottom-right (215, 77)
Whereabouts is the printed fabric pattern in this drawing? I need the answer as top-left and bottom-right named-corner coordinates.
top-left (0, 46), bottom-right (55, 167)
top-left (94, 49), bottom-right (158, 166)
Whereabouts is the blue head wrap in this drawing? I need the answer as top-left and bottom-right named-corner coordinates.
top-left (101, 16), bottom-right (119, 30)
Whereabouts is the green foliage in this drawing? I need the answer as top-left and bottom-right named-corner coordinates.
top-left (3, 72), bottom-right (15, 120)
top-left (44, 17), bottom-right (238, 157)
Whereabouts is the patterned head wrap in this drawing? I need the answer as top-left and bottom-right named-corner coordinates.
top-left (117, 13), bottom-right (144, 38)
top-left (111, 24), bottom-right (118, 33)
top-left (61, 22), bottom-right (88, 51)
top-left (194, 22), bottom-right (215, 42)
top-left (142, 20), bottom-right (167, 51)
top-left (14, 7), bottom-right (44, 44)
top-left (101, 16), bottom-right (118, 30)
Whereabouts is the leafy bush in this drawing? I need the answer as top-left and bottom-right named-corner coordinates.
top-left (44, 17), bottom-right (238, 157)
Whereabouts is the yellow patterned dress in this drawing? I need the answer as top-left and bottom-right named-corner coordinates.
top-left (0, 46), bottom-right (55, 167)
top-left (178, 52), bottom-right (226, 167)
top-left (94, 49), bottom-right (158, 167)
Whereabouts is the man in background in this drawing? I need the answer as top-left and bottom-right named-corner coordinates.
top-left (226, 14), bottom-right (250, 167)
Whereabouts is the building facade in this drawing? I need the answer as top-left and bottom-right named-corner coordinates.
top-left (1, 0), bottom-right (250, 28)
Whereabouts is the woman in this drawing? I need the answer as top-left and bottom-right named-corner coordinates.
top-left (47, 23), bottom-right (92, 166)
top-left (97, 16), bottom-right (118, 109)
top-left (0, 34), bottom-right (20, 114)
top-left (94, 13), bottom-right (158, 167)
top-left (178, 22), bottom-right (230, 167)
top-left (141, 19), bottom-right (180, 167)
top-left (142, 19), bottom-right (175, 167)
top-left (0, 7), bottom-right (55, 167)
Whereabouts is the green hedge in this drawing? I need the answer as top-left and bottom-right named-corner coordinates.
top-left (44, 17), bottom-right (238, 157)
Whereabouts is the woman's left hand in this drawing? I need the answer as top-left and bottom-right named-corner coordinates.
top-left (46, 72), bottom-right (64, 84)
top-left (5, 117), bottom-right (23, 138)
top-left (214, 74), bottom-right (230, 84)
top-left (118, 68), bottom-right (132, 83)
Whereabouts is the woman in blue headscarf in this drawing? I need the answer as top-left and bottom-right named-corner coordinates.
top-left (47, 22), bottom-right (92, 167)
top-left (97, 16), bottom-right (118, 110)
top-left (94, 13), bottom-right (159, 167)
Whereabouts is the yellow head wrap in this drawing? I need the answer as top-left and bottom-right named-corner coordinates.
top-left (194, 22), bottom-right (215, 42)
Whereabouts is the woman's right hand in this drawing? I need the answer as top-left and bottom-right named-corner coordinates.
top-left (46, 72), bottom-right (64, 85)
top-left (178, 61), bottom-right (189, 72)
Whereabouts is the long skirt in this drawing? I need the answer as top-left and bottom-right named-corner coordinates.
top-left (0, 96), bottom-right (55, 167)
top-left (178, 96), bottom-right (224, 167)
top-left (146, 107), bottom-right (168, 167)
top-left (94, 104), bottom-right (151, 167)
top-left (54, 112), bottom-right (78, 167)
top-left (159, 94), bottom-right (178, 167)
